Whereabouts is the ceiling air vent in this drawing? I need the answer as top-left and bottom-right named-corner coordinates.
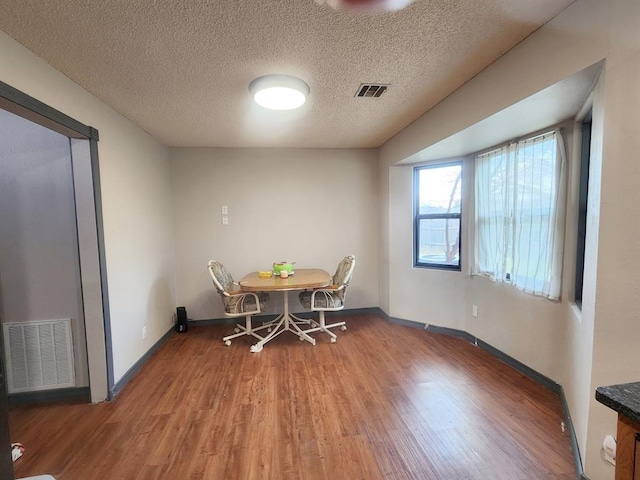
top-left (356, 84), bottom-right (389, 98)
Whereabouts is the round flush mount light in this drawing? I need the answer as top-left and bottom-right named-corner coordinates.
top-left (248, 75), bottom-right (310, 110)
top-left (315, 0), bottom-right (413, 12)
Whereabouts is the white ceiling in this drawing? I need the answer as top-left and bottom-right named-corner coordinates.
top-left (0, 0), bottom-right (575, 148)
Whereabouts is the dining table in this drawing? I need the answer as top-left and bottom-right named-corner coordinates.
top-left (239, 268), bottom-right (331, 353)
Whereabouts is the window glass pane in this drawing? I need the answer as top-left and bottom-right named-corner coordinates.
top-left (512, 214), bottom-right (551, 290)
top-left (473, 130), bottom-right (564, 299)
top-left (417, 218), bottom-right (460, 267)
top-left (418, 165), bottom-right (461, 215)
top-left (475, 147), bottom-right (509, 279)
top-left (512, 132), bottom-right (557, 290)
top-left (515, 133), bottom-right (557, 218)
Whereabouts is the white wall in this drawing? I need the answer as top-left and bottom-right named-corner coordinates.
top-left (0, 31), bottom-right (177, 391)
top-left (0, 109), bottom-right (89, 388)
top-left (587, 0), bottom-right (640, 477)
top-left (379, 0), bottom-right (639, 478)
top-left (169, 147), bottom-right (379, 320)
top-left (388, 163), bottom-right (467, 329)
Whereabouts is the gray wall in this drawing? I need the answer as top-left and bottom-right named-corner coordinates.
top-left (0, 108), bottom-right (88, 388)
top-left (169, 147), bottom-right (379, 320)
top-left (0, 30), bottom-right (177, 393)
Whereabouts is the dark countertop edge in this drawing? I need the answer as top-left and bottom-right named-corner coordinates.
top-left (596, 383), bottom-right (640, 425)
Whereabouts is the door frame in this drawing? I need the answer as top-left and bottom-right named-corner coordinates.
top-left (0, 80), bottom-right (113, 402)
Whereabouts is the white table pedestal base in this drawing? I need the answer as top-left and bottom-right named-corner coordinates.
top-left (250, 290), bottom-right (316, 352)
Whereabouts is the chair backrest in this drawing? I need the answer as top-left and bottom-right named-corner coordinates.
top-left (207, 261), bottom-right (235, 295)
top-left (332, 254), bottom-right (356, 297)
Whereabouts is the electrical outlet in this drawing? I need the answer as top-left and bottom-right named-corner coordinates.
top-left (222, 216), bottom-right (228, 226)
top-left (221, 205), bottom-right (228, 215)
top-left (142, 326), bottom-right (147, 339)
top-left (472, 305), bottom-right (478, 318)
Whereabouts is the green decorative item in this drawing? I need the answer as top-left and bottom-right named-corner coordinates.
top-left (273, 261), bottom-right (295, 274)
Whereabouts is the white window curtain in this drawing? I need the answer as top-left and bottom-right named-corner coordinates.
top-left (473, 129), bottom-right (567, 300)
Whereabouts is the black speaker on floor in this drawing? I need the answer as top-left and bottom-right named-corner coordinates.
top-left (176, 306), bottom-right (188, 333)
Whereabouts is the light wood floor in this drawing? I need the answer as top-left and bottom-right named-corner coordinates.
top-left (9, 313), bottom-right (576, 479)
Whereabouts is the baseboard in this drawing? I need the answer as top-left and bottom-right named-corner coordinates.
top-left (559, 386), bottom-right (588, 480)
top-left (189, 306), bottom-right (384, 326)
top-left (387, 314), bottom-right (585, 479)
top-left (389, 316), bottom-right (476, 341)
top-left (188, 317), bottom-right (247, 326)
top-left (326, 307), bottom-right (382, 316)
top-left (388, 316), bottom-right (427, 329)
top-left (8, 386), bottom-right (90, 407)
top-left (474, 338), bottom-right (560, 393)
top-left (110, 326), bottom-right (174, 399)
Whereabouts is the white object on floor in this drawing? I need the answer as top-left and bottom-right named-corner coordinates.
top-left (11, 443), bottom-right (24, 462)
top-left (17, 476), bottom-right (56, 480)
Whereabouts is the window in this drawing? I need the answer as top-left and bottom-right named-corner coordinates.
top-left (474, 130), bottom-right (566, 300)
top-left (414, 162), bottom-right (462, 270)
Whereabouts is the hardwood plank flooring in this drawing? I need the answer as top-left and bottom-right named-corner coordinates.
top-left (9, 313), bottom-right (576, 479)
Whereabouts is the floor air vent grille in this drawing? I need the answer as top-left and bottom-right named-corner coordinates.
top-left (3, 319), bottom-right (75, 393)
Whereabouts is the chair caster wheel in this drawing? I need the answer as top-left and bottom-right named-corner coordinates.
top-left (234, 328), bottom-right (240, 333)
top-left (341, 325), bottom-right (347, 331)
top-left (331, 337), bottom-right (337, 344)
top-left (267, 327), bottom-right (272, 332)
top-left (224, 340), bottom-right (231, 346)
top-left (299, 336), bottom-right (304, 341)
top-left (250, 344), bottom-right (263, 353)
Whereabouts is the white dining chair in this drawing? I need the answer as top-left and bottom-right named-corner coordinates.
top-left (208, 260), bottom-right (270, 346)
top-left (298, 254), bottom-right (355, 343)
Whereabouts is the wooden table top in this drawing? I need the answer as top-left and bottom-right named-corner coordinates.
top-left (239, 268), bottom-right (331, 292)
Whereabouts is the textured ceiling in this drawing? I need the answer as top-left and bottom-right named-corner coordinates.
top-left (0, 0), bottom-right (575, 148)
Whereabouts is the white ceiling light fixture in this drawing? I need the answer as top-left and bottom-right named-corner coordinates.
top-left (315, 0), bottom-right (413, 12)
top-left (249, 75), bottom-right (310, 110)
